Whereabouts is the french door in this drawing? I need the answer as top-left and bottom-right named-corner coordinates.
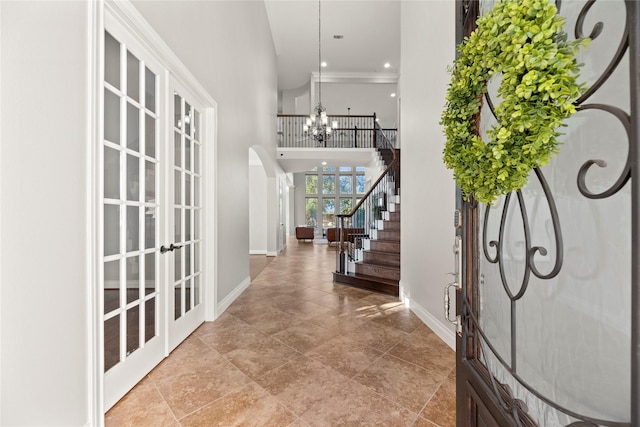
top-left (167, 83), bottom-right (205, 350)
top-left (453, 0), bottom-right (639, 425)
top-left (101, 16), bottom-right (206, 411)
top-left (102, 22), bottom-right (166, 410)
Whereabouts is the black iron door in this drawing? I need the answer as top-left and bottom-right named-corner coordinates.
top-left (454, 1), bottom-right (640, 425)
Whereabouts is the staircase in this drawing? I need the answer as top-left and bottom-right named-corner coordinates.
top-left (333, 146), bottom-right (401, 297)
top-left (333, 192), bottom-right (400, 296)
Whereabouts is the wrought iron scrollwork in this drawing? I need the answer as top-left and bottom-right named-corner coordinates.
top-left (576, 104), bottom-right (631, 199)
top-left (468, 0), bottom-right (634, 425)
top-left (482, 168), bottom-right (564, 301)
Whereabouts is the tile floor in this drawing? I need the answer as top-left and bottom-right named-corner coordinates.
top-left (106, 238), bottom-right (456, 426)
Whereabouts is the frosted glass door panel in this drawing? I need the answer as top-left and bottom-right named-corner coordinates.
top-left (475, 0), bottom-right (630, 423)
top-left (167, 84), bottom-right (205, 351)
top-left (171, 91), bottom-right (203, 321)
top-left (102, 29), bottom-right (160, 380)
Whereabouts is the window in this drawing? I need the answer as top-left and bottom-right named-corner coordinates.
top-left (323, 175), bottom-right (335, 194)
top-left (305, 198), bottom-right (318, 227)
top-left (340, 198), bottom-right (352, 214)
top-left (339, 175), bottom-right (352, 194)
top-left (322, 198), bottom-right (335, 227)
top-left (356, 175), bottom-right (366, 194)
top-left (306, 175), bottom-right (318, 193)
top-left (304, 166), bottom-right (365, 234)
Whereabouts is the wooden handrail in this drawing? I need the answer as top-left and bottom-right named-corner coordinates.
top-left (277, 113), bottom-right (375, 119)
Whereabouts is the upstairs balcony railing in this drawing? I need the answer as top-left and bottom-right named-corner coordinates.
top-left (278, 113), bottom-right (397, 149)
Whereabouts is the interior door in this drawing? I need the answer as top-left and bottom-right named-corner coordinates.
top-left (102, 23), bottom-right (166, 410)
top-left (167, 82), bottom-right (205, 350)
top-left (453, 1), bottom-right (638, 425)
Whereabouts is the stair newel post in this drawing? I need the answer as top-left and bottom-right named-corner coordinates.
top-left (373, 113), bottom-right (377, 149)
top-left (336, 215), bottom-right (347, 274)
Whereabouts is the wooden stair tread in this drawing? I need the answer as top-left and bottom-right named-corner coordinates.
top-left (365, 249), bottom-right (400, 256)
top-left (356, 261), bottom-right (399, 270)
top-left (333, 272), bottom-right (399, 297)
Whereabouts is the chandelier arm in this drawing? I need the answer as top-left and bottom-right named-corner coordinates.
top-left (318, 0), bottom-right (321, 105)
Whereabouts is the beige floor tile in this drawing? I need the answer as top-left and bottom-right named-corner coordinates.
top-left (105, 376), bottom-right (178, 427)
top-left (411, 417), bottom-right (439, 427)
top-left (368, 304), bottom-right (425, 333)
top-left (420, 375), bottom-right (456, 427)
top-left (305, 335), bottom-right (383, 378)
top-left (279, 300), bottom-right (335, 320)
top-left (330, 284), bottom-right (374, 299)
top-left (388, 329), bottom-right (455, 374)
top-left (272, 322), bottom-right (335, 353)
top-left (224, 335), bottom-right (300, 379)
top-left (148, 338), bottom-right (253, 419)
top-left (344, 320), bottom-right (409, 352)
top-left (197, 317), bottom-right (268, 354)
top-left (300, 379), bottom-right (417, 426)
top-left (179, 382), bottom-right (296, 427)
top-left (352, 354), bottom-right (446, 414)
top-left (255, 356), bottom-right (350, 416)
top-left (286, 418), bottom-right (311, 427)
top-left (107, 237), bottom-right (456, 425)
top-left (286, 287), bottom-right (331, 301)
top-left (306, 310), bottom-right (368, 335)
top-left (312, 292), bottom-right (373, 312)
top-left (240, 307), bottom-right (301, 336)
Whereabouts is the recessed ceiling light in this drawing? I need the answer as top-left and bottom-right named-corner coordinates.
top-left (321, 161), bottom-right (327, 165)
top-left (321, 61), bottom-right (327, 68)
top-left (384, 62), bottom-right (391, 68)
top-left (390, 93), bottom-right (396, 97)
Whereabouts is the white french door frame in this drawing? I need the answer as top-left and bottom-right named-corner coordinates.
top-left (90, 1), bottom-right (218, 423)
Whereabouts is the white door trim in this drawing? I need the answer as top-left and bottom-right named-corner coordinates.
top-left (88, 1), bottom-right (105, 425)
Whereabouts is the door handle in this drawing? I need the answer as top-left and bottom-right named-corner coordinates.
top-left (160, 243), bottom-right (183, 254)
top-left (444, 236), bottom-right (462, 336)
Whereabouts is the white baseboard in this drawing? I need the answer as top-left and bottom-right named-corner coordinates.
top-left (399, 283), bottom-right (456, 351)
top-left (266, 251), bottom-right (277, 257)
top-left (216, 276), bottom-right (251, 316)
top-left (249, 249), bottom-right (267, 255)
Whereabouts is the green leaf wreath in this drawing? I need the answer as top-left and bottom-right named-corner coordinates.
top-left (441, 0), bottom-right (588, 204)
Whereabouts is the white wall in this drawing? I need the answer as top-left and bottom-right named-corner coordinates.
top-left (399, 1), bottom-right (457, 348)
top-left (281, 82), bottom-right (310, 115)
top-left (249, 164), bottom-right (268, 254)
top-left (1, 2), bottom-right (91, 425)
top-left (132, 1), bottom-right (278, 304)
top-left (315, 82), bottom-right (398, 128)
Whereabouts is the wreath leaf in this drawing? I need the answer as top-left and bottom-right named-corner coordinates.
top-left (441, 0), bottom-right (588, 204)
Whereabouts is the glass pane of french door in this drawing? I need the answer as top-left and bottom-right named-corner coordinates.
top-left (169, 86), bottom-right (204, 349)
top-left (102, 26), bottom-right (165, 411)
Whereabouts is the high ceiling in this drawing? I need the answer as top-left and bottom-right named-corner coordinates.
top-left (264, 0), bottom-right (401, 90)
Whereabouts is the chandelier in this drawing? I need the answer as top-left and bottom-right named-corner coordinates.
top-left (304, 0), bottom-right (337, 143)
